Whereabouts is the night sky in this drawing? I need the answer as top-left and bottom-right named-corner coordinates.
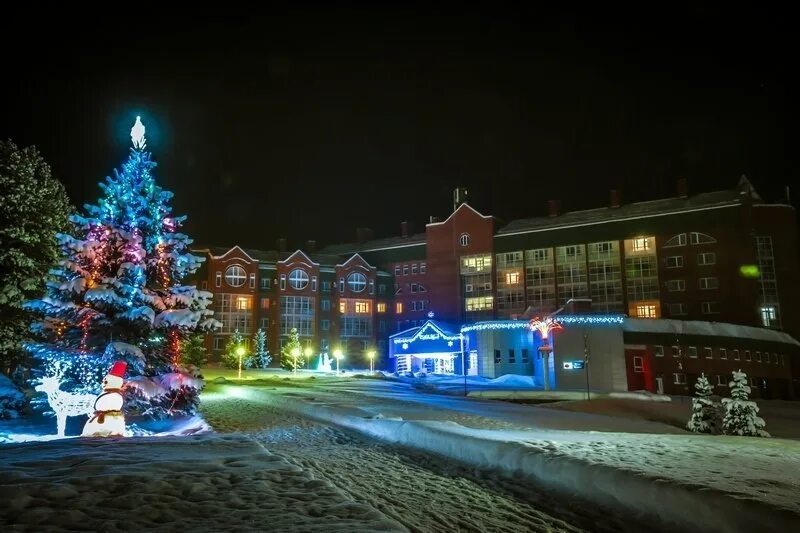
top-left (1, 7), bottom-right (789, 250)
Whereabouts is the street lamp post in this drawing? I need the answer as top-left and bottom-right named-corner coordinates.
top-left (304, 346), bottom-right (313, 369)
top-left (368, 350), bottom-right (376, 373)
top-left (583, 332), bottom-right (591, 401)
top-left (235, 345), bottom-right (246, 380)
top-left (291, 347), bottom-right (300, 375)
top-left (333, 349), bottom-right (343, 375)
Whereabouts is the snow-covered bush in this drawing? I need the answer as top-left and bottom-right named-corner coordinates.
top-left (722, 370), bottom-right (769, 437)
top-left (687, 373), bottom-right (720, 434)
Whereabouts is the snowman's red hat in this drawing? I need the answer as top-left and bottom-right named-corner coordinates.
top-left (108, 361), bottom-right (127, 378)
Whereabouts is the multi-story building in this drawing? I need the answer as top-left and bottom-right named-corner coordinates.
top-left (195, 177), bottom-right (799, 394)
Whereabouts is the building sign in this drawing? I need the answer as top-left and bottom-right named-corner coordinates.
top-left (563, 360), bottom-right (585, 370)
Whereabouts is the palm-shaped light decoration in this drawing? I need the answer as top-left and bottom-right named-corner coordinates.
top-left (529, 316), bottom-right (562, 391)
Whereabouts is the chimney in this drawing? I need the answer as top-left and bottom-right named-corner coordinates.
top-left (609, 189), bottom-right (621, 208)
top-left (305, 240), bottom-right (316, 253)
top-left (547, 200), bottom-right (561, 217)
top-left (429, 215), bottom-right (441, 224)
top-left (677, 178), bottom-right (688, 198)
top-left (356, 227), bottom-right (374, 244)
top-left (453, 187), bottom-right (469, 212)
top-left (400, 221), bottom-right (414, 238)
top-left (276, 238), bottom-right (287, 253)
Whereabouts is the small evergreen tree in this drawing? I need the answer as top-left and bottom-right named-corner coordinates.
top-left (687, 373), bottom-right (719, 434)
top-left (722, 370), bottom-right (769, 437)
top-left (253, 328), bottom-right (271, 368)
top-left (280, 328), bottom-right (304, 371)
top-left (181, 334), bottom-right (208, 368)
top-left (221, 329), bottom-right (253, 369)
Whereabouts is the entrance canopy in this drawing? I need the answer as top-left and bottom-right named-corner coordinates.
top-left (389, 320), bottom-right (462, 359)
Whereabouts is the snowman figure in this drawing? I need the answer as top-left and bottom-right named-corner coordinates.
top-left (82, 361), bottom-right (127, 437)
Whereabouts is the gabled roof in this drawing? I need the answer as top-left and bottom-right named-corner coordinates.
top-left (426, 202), bottom-right (493, 226)
top-left (319, 233), bottom-right (427, 255)
top-left (280, 249), bottom-right (318, 266)
top-left (337, 253), bottom-right (375, 270)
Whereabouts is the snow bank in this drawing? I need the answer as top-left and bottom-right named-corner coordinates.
top-left (489, 374), bottom-right (537, 387)
top-left (247, 386), bottom-right (800, 533)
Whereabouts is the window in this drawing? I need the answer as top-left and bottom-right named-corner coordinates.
top-left (689, 232), bottom-right (716, 245)
top-left (321, 319), bottom-right (330, 331)
top-left (379, 320), bottom-right (386, 333)
top-left (671, 346), bottom-right (680, 357)
top-left (508, 349), bottom-right (516, 364)
top-left (248, 273), bottom-right (255, 288)
top-left (411, 283), bottom-right (418, 293)
top-left (664, 233), bottom-right (687, 247)
top-left (522, 349), bottom-right (530, 363)
top-left (745, 350), bottom-right (751, 362)
top-left (260, 297), bottom-right (270, 311)
top-left (339, 278), bottom-right (344, 292)
top-left (633, 237), bottom-right (650, 251)
top-left (339, 301), bottom-right (346, 314)
top-left (773, 353), bottom-right (778, 365)
top-left (376, 303), bottom-right (386, 313)
top-left (213, 337), bottom-right (225, 350)
top-left (633, 356), bottom-right (644, 373)
top-left (369, 280), bottom-right (374, 295)
top-left (720, 348), bottom-right (727, 360)
top-left (215, 272), bottom-right (222, 287)
top-left (340, 317), bottom-right (371, 337)
top-left (420, 263), bottom-right (426, 274)
top-left (701, 301), bottom-right (720, 314)
top-left (465, 296), bottom-right (493, 311)
top-left (410, 301), bottom-right (417, 311)
top-left (673, 373), bottom-right (686, 385)
top-left (461, 255), bottom-right (492, 273)
top-left (668, 303), bottom-right (686, 316)
top-left (699, 277), bottom-right (719, 290)
top-left (394, 266), bottom-right (400, 276)
top-left (260, 317), bottom-right (269, 329)
top-left (355, 301), bottom-right (369, 314)
top-left (260, 277), bottom-right (271, 290)
top-left (667, 279), bottom-right (686, 292)
top-left (704, 347), bottom-right (712, 359)
top-left (636, 304), bottom-right (657, 318)
top-left (760, 306), bottom-right (777, 327)
top-left (403, 265), bottom-right (409, 276)
top-left (716, 375), bottom-right (726, 386)
top-left (733, 349), bottom-right (740, 361)
top-left (418, 284), bottom-right (426, 292)
top-left (460, 233), bottom-right (471, 246)
top-left (666, 256), bottom-right (684, 268)
top-left (412, 264), bottom-right (418, 274)
top-left (506, 272), bottom-right (520, 285)
top-left (688, 346), bottom-right (697, 358)
top-left (201, 280), bottom-right (208, 290)
top-left (465, 284), bottom-right (473, 293)
top-left (347, 272), bottom-right (367, 293)
top-left (419, 300), bottom-right (427, 310)
top-left (321, 280), bottom-right (330, 292)
top-left (396, 302), bottom-right (403, 314)
top-left (750, 378), bottom-right (758, 388)
top-left (654, 345), bottom-right (664, 357)
top-left (755, 351), bottom-right (762, 363)
top-left (235, 296), bottom-right (250, 310)
top-left (280, 274), bottom-right (286, 290)
top-left (378, 284), bottom-right (386, 296)
top-left (288, 269), bottom-right (309, 290)
top-left (565, 245), bottom-right (578, 258)
top-left (494, 349), bottom-right (501, 364)
top-left (311, 276), bottom-right (317, 291)
top-left (279, 296), bottom-right (314, 337)
top-left (321, 299), bottom-right (331, 311)
top-left (698, 252), bottom-right (716, 266)
top-left (225, 266), bottom-right (246, 287)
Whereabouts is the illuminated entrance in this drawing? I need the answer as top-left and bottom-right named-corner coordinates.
top-left (389, 321), bottom-right (464, 375)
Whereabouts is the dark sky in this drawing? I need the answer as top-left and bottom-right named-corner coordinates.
top-left (1, 7), bottom-right (790, 250)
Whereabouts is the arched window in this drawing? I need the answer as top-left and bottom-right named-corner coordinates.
top-left (225, 265), bottom-right (247, 287)
top-left (347, 272), bottom-right (367, 293)
top-left (689, 232), bottom-right (717, 245)
top-left (288, 269), bottom-right (309, 290)
top-left (663, 233), bottom-right (687, 247)
top-left (459, 233), bottom-right (471, 246)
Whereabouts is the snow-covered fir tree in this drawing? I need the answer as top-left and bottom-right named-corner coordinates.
top-left (222, 329), bottom-right (253, 369)
top-left (722, 370), bottom-right (769, 437)
top-left (0, 140), bottom-right (72, 377)
top-left (24, 117), bottom-right (219, 418)
top-left (280, 328), bottom-right (304, 371)
top-left (687, 373), bottom-right (719, 434)
top-left (180, 334), bottom-right (208, 368)
top-left (253, 328), bottom-right (271, 368)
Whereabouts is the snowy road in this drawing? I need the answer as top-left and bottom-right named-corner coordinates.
top-left (201, 385), bottom-right (650, 533)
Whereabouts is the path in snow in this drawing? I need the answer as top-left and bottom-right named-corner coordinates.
top-left (201, 388), bottom-right (651, 533)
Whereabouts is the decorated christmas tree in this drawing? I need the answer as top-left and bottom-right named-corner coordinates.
top-left (222, 329), bottom-right (253, 369)
top-left (280, 328), bottom-right (304, 371)
top-left (253, 328), bottom-right (271, 368)
top-left (686, 373), bottom-right (719, 434)
top-left (24, 117), bottom-right (219, 420)
top-left (722, 370), bottom-right (769, 437)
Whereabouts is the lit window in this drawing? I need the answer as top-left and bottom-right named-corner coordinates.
top-left (654, 345), bottom-right (664, 357)
top-left (377, 303), bottom-right (386, 313)
top-left (347, 272), bottom-right (367, 293)
top-left (633, 356), bottom-right (644, 373)
top-left (260, 298), bottom-right (269, 310)
top-left (636, 305), bottom-right (657, 318)
top-left (760, 306), bottom-right (776, 327)
top-left (396, 302), bottom-right (403, 314)
top-left (460, 233), bottom-right (471, 246)
top-left (633, 238), bottom-right (649, 251)
top-left (339, 301), bottom-right (346, 314)
top-left (355, 301), bottom-right (369, 314)
top-left (465, 296), bottom-right (493, 311)
top-left (236, 297), bottom-right (250, 310)
top-left (225, 266), bottom-right (247, 287)
top-left (289, 269), bottom-right (309, 290)
top-left (506, 272), bottom-right (520, 285)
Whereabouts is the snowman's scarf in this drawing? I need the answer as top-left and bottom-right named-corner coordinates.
top-left (89, 389), bottom-right (123, 424)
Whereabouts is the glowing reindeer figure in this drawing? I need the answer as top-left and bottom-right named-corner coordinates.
top-left (34, 366), bottom-right (96, 438)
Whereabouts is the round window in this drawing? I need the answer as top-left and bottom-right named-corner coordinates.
top-left (225, 265), bottom-right (247, 287)
top-left (289, 268), bottom-right (309, 290)
top-left (347, 272), bottom-right (367, 293)
top-left (459, 233), bottom-right (471, 246)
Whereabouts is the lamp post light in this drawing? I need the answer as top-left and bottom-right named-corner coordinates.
top-left (367, 350), bottom-right (376, 373)
top-left (235, 345), bottom-right (246, 380)
top-left (304, 346), bottom-right (313, 360)
top-left (333, 349), bottom-right (343, 375)
top-left (291, 347), bottom-right (300, 375)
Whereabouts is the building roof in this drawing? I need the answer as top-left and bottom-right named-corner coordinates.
top-left (319, 233), bottom-right (427, 255)
top-left (191, 246), bottom-right (389, 273)
top-left (624, 318), bottom-right (800, 347)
